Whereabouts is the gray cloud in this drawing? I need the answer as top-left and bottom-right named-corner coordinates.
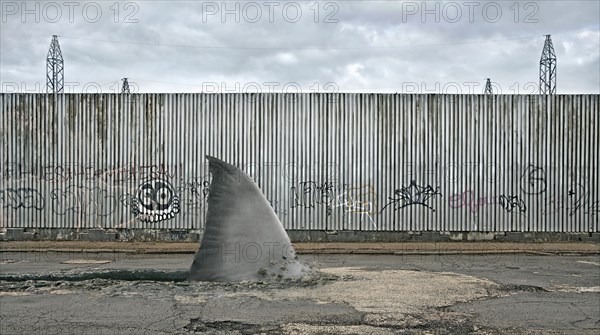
top-left (1, 0), bottom-right (598, 93)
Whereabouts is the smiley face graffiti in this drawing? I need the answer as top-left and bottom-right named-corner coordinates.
top-left (131, 179), bottom-right (180, 222)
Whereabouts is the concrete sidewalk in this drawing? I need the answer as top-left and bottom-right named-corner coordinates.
top-left (1, 241), bottom-right (598, 255)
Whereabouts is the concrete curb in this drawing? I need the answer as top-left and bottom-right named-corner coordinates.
top-left (2, 229), bottom-right (600, 243)
top-left (1, 249), bottom-right (598, 256)
top-left (1, 241), bottom-right (598, 255)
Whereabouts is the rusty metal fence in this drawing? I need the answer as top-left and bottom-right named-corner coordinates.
top-left (1, 93), bottom-right (598, 232)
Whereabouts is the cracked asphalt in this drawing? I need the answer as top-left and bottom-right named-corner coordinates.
top-left (0, 252), bottom-right (599, 334)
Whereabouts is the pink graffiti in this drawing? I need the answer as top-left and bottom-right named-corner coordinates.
top-left (448, 190), bottom-right (498, 213)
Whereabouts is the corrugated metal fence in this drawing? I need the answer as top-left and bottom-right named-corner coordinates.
top-left (1, 93), bottom-right (598, 232)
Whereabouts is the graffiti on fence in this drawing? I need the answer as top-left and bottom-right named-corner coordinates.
top-left (0, 188), bottom-right (45, 210)
top-left (289, 181), bottom-right (377, 224)
top-left (50, 186), bottom-right (117, 216)
top-left (332, 185), bottom-right (377, 226)
top-left (448, 190), bottom-right (497, 213)
top-left (520, 164), bottom-right (547, 195)
top-left (289, 181), bottom-right (336, 209)
top-left (498, 195), bottom-right (527, 214)
top-left (543, 185), bottom-right (600, 217)
top-left (1, 160), bottom-right (597, 231)
top-left (382, 180), bottom-right (442, 212)
top-left (131, 179), bottom-right (180, 222)
top-left (1, 162), bottom-right (179, 183)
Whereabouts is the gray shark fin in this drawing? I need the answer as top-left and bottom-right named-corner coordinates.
top-left (188, 155), bottom-right (313, 281)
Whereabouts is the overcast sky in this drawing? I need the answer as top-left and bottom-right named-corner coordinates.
top-left (1, 0), bottom-right (599, 94)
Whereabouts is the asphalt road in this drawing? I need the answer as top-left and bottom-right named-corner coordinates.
top-left (1, 252), bottom-right (599, 334)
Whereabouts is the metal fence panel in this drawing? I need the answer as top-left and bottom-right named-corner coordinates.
top-left (1, 93), bottom-right (598, 232)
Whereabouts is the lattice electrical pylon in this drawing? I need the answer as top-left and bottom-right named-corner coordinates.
top-left (539, 34), bottom-right (557, 95)
top-left (484, 78), bottom-right (493, 94)
top-left (46, 35), bottom-right (64, 93)
top-left (121, 78), bottom-right (131, 94)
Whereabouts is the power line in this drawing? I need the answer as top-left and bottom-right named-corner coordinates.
top-left (135, 78), bottom-right (202, 87)
top-left (98, 80), bottom-right (120, 87)
top-left (58, 35), bottom-right (543, 51)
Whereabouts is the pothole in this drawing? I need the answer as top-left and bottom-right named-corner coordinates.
top-left (0, 269), bottom-right (189, 282)
top-left (184, 320), bottom-right (283, 334)
top-left (61, 259), bottom-right (112, 264)
top-left (498, 284), bottom-right (549, 293)
top-left (0, 269), bottom-right (342, 295)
